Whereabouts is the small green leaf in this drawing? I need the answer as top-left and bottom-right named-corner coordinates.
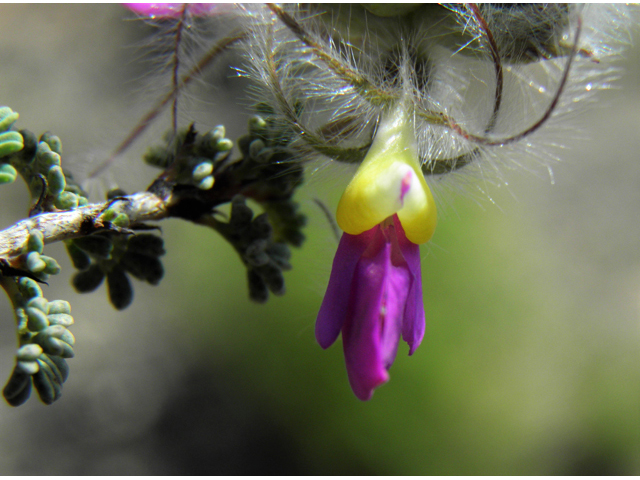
top-left (72, 264), bottom-right (105, 293)
top-left (196, 175), bottom-right (214, 190)
top-left (26, 251), bottom-right (47, 273)
top-left (100, 207), bottom-right (118, 223)
top-left (73, 235), bottom-right (113, 259)
top-left (192, 161), bottom-right (213, 181)
top-left (18, 277), bottom-right (43, 299)
top-left (38, 354), bottom-right (66, 386)
top-left (121, 252), bottom-right (164, 285)
top-left (247, 269), bottom-right (268, 303)
top-left (45, 355), bottom-right (69, 383)
top-left (216, 138), bottom-right (233, 152)
top-left (26, 296), bottom-right (49, 313)
top-left (37, 149), bottom-right (61, 168)
top-left (47, 166), bottom-right (66, 196)
top-left (32, 366), bottom-right (61, 405)
top-left (127, 234), bottom-right (165, 257)
top-left (16, 344), bottom-right (43, 362)
top-left (26, 306), bottom-right (50, 331)
top-left (0, 173), bottom-right (15, 185)
top-left (3, 369), bottom-right (32, 407)
top-left (107, 268), bottom-right (133, 310)
top-left (40, 132), bottom-right (62, 154)
top-left (0, 163), bottom-right (17, 184)
top-left (16, 360), bottom-right (39, 376)
top-left (54, 191), bottom-right (79, 210)
top-left (0, 131), bottom-right (23, 157)
top-left (211, 125), bottom-right (225, 141)
top-left (0, 107), bottom-right (19, 131)
top-left (249, 139), bottom-right (266, 159)
top-left (27, 230), bottom-right (44, 254)
top-left (258, 263), bottom-right (285, 296)
top-left (47, 313), bottom-right (74, 327)
top-left (111, 213), bottom-right (130, 228)
top-left (65, 240), bottom-right (91, 270)
top-left (34, 326), bottom-right (75, 358)
top-left (248, 115), bottom-right (267, 133)
top-left (47, 300), bottom-right (71, 315)
top-left (41, 255), bottom-right (61, 275)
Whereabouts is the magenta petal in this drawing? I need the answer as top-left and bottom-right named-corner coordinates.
top-left (124, 3), bottom-right (187, 17)
top-left (342, 228), bottom-right (411, 401)
top-left (124, 3), bottom-right (225, 18)
top-left (315, 228), bottom-right (376, 349)
top-left (393, 216), bottom-right (426, 355)
top-left (342, 235), bottom-right (390, 400)
top-left (316, 214), bottom-right (425, 400)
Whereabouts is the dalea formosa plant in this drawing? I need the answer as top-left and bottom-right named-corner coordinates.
top-left (0, 4), bottom-right (636, 405)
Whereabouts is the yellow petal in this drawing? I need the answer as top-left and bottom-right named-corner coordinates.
top-left (336, 103), bottom-right (437, 244)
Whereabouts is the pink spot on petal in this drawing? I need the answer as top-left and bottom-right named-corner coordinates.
top-left (400, 171), bottom-right (412, 204)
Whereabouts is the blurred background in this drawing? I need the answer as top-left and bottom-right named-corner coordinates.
top-left (0, 4), bottom-right (638, 475)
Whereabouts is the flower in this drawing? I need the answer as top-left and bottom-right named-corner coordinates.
top-left (316, 102), bottom-right (437, 400)
top-left (316, 215), bottom-right (425, 400)
top-left (123, 3), bottom-right (234, 18)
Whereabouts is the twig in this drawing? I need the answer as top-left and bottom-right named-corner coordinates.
top-left (0, 191), bottom-right (168, 260)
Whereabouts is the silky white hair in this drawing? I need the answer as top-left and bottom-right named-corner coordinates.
top-left (118, 4), bottom-right (637, 209)
top-left (232, 4), bottom-right (635, 198)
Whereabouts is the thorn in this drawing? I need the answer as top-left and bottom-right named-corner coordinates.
top-left (0, 259), bottom-right (48, 285)
top-left (28, 174), bottom-right (48, 217)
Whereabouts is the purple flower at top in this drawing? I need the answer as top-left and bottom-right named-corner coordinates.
top-left (123, 3), bottom-right (231, 18)
top-left (316, 215), bottom-right (425, 401)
